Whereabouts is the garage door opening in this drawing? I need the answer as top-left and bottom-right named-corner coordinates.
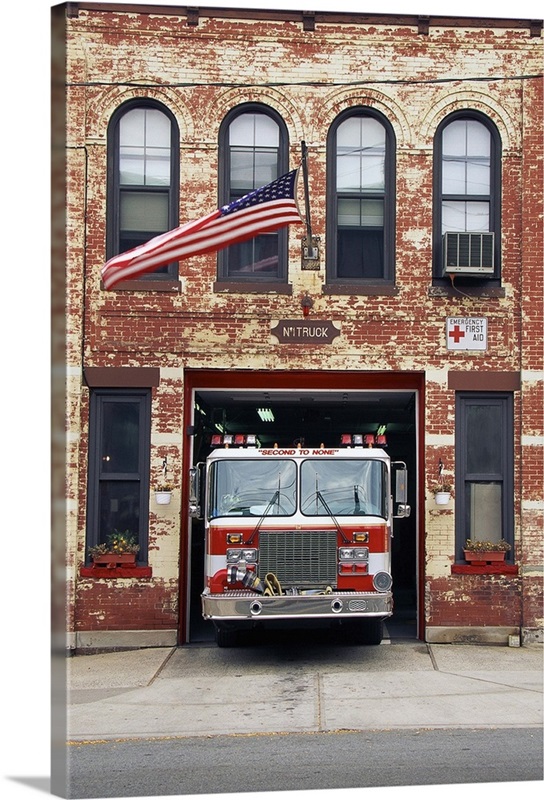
top-left (186, 383), bottom-right (419, 644)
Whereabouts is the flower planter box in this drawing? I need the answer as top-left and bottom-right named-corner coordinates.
top-left (91, 553), bottom-right (137, 568)
top-left (155, 491), bottom-right (172, 505)
top-left (434, 492), bottom-right (451, 505)
top-left (463, 550), bottom-right (506, 565)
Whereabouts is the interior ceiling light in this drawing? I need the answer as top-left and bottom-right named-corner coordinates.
top-left (257, 408), bottom-right (275, 422)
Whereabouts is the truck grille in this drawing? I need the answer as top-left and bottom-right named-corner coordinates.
top-left (258, 530), bottom-right (337, 587)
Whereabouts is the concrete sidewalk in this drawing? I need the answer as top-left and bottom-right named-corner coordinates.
top-left (67, 636), bottom-right (543, 742)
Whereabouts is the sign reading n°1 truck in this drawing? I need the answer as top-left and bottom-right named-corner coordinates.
top-left (446, 317), bottom-right (488, 350)
top-left (189, 436), bottom-right (410, 647)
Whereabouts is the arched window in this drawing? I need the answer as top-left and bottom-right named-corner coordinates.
top-left (107, 100), bottom-right (179, 282)
top-left (434, 112), bottom-right (501, 280)
top-left (218, 105), bottom-right (289, 283)
top-left (327, 108), bottom-right (395, 285)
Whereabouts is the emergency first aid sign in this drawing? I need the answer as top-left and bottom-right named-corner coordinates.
top-left (446, 318), bottom-right (487, 350)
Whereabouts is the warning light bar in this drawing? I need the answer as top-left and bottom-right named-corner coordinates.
top-left (340, 433), bottom-right (387, 448)
top-left (211, 434), bottom-right (259, 448)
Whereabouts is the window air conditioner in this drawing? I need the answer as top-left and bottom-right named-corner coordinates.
top-left (443, 232), bottom-right (495, 276)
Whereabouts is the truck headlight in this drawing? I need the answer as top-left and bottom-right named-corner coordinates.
top-left (226, 548), bottom-right (258, 564)
top-left (339, 547), bottom-right (369, 561)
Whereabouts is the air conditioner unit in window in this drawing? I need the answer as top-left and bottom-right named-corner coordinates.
top-left (443, 232), bottom-right (495, 276)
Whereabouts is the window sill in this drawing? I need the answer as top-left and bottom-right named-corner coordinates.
top-left (428, 284), bottom-right (505, 298)
top-left (80, 565), bottom-right (153, 578)
top-left (214, 281), bottom-right (292, 295)
top-left (451, 564), bottom-right (518, 575)
top-left (322, 284), bottom-right (399, 296)
top-left (101, 279), bottom-right (181, 293)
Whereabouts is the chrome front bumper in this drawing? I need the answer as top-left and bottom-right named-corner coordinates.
top-left (201, 589), bottom-right (392, 621)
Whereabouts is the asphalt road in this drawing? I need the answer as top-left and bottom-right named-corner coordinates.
top-left (66, 726), bottom-right (543, 798)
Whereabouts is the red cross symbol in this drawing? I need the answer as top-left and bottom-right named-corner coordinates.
top-left (449, 324), bottom-right (465, 344)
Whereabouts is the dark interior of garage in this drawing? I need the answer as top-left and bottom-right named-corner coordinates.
top-left (188, 388), bottom-right (418, 644)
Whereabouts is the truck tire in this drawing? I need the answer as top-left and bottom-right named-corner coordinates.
top-left (345, 618), bottom-right (384, 645)
top-left (214, 624), bottom-right (239, 647)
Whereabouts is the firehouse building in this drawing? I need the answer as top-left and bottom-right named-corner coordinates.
top-left (60, 3), bottom-right (543, 649)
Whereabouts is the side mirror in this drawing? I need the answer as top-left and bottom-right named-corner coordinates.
top-left (392, 463), bottom-right (411, 518)
top-left (189, 465), bottom-right (203, 519)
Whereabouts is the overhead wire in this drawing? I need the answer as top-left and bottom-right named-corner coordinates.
top-left (67, 73), bottom-right (542, 90)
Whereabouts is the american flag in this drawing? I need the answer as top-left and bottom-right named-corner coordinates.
top-left (101, 169), bottom-right (302, 289)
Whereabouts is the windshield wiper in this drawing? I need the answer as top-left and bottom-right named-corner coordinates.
top-left (354, 485), bottom-right (360, 513)
top-left (247, 474), bottom-right (283, 544)
top-left (245, 491), bottom-right (280, 545)
top-left (315, 488), bottom-right (350, 544)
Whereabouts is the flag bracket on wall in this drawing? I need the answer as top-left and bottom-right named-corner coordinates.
top-left (301, 235), bottom-right (321, 269)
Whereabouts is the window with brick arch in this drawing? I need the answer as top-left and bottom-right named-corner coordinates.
top-left (433, 111), bottom-right (501, 282)
top-left (107, 100), bottom-right (179, 282)
top-left (326, 108), bottom-right (396, 286)
top-left (218, 104), bottom-right (290, 283)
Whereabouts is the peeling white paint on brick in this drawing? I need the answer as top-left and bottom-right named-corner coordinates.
top-left (150, 433), bottom-right (183, 445)
top-left (425, 434), bottom-right (455, 446)
top-left (425, 369), bottom-right (449, 386)
top-left (521, 370), bottom-right (544, 383)
top-left (521, 435), bottom-right (544, 446)
top-left (522, 500), bottom-right (544, 510)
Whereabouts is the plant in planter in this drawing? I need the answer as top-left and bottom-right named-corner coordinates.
top-left (432, 482), bottom-right (453, 505)
top-left (89, 530), bottom-right (140, 567)
top-left (432, 458), bottom-right (453, 505)
top-left (463, 538), bottom-right (511, 564)
top-left (155, 482), bottom-right (174, 505)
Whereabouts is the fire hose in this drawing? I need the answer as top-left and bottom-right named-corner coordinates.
top-left (227, 567), bottom-right (332, 596)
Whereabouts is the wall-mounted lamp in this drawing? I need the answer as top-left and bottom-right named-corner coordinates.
top-left (301, 294), bottom-right (313, 317)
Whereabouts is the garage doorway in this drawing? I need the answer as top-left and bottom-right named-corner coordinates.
top-left (183, 371), bottom-right (423, 643)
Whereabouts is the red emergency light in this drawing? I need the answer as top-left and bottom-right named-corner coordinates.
top-left (211, 433), bottom-right (258, 447)
top-left (340, 434), bottom-right (367, 447)
top-left (340, 433), bottom-right (387, 448)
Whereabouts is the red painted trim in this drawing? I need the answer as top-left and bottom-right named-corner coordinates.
top-left (80, 566), bottom-right (153, 578)
top-left (451, 565), bottom-right (519, 575)
top-left (83, 367), bottom-right (160, 387)
top-left (448, 371), bottom-right (520, 391)
top-left (184, 369), bottom-right (424, 393)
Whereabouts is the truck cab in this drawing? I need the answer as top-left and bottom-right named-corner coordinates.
top-left (190, 435), bottom-right (410, 646)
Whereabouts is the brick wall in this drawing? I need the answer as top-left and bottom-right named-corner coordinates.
top-left (64, 5), bottom-right (543, 645)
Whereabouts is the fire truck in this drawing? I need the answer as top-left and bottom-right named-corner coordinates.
top-left (189, 433), bottom-right (410, 647)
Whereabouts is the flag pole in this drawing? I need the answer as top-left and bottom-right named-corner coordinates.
top-left (300, 140), bottom-right (320, 267)
top-left (301, 141), bottom-right (313, 245)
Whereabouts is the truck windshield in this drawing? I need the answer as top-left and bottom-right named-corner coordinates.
top-left (300, 459), bottom-right (387, 518)
top-left (209, 459), bottom-right (297, 519)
